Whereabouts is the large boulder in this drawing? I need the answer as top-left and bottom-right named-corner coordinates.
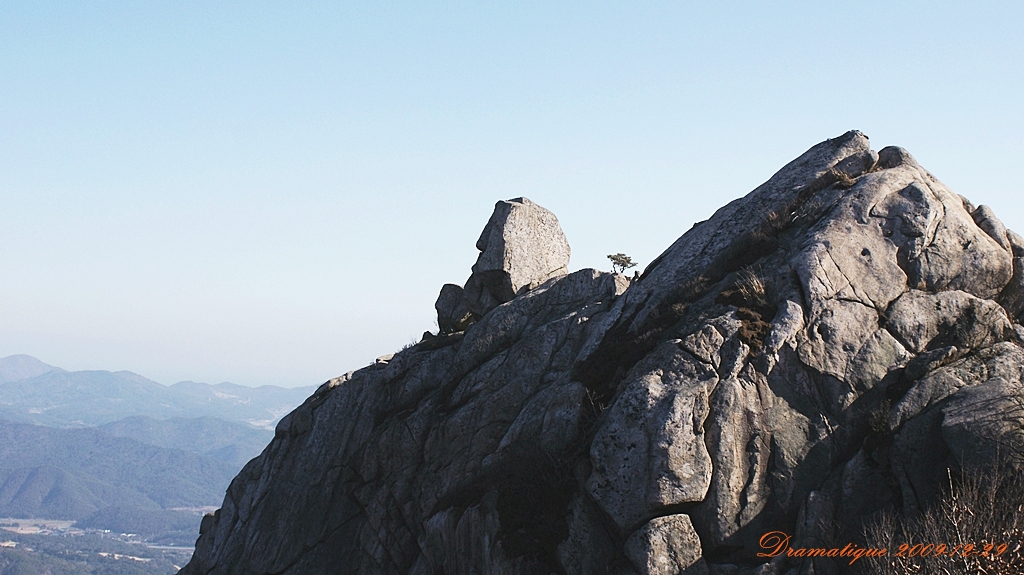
top-left (181, 131), bottom-right (1024, 575)
top-left (624, 514), bottom-right (708, 575)
top-left (463, 197), bottom-right (571, 316)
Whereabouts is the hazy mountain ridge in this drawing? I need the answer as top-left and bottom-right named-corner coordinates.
top-left (0, 419), bottom-right (239, 546)
top-left (0, 354), bottom-right (61, 385)
top-left (98, 416), bottom-right (274, 468)
top-left (0, 355), bottom-right (315, 429)
top-left (0, 420), bottom-right (236, 513)
top-left (0, 356), bottom-right (313, 546)
top-left (0, 464), bottom-right (155, 520)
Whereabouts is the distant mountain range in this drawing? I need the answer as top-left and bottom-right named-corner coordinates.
top-left (0, 420), bottom-right (235, 515)
top-left (98, 416), bottom-right (274, 468)
top-left (0, 355), bottom-right (315, 429)
top-left (0, 354), bottom-right (318, 544)
top-left (0, 420), bottom-right (239, 545)
top-left (0, 354), bottom-right (60, 385)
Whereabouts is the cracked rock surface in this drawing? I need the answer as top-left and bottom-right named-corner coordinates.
top-left (180, 132), bottom-right (1024, 575)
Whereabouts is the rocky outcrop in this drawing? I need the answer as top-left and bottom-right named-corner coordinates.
top-left (434, 283), bottom-right (475, 334)
top-left (434, 198), bottom-right (571, 334)
top-left (180, 131), bottom-right (1024, 575)
top-left (464, 197), bottom-right (572, 316)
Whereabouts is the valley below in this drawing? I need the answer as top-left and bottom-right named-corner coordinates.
top-left (1, 517), bottom-right (194, 575)
top-left (0, 354), bottom-right (315, 574)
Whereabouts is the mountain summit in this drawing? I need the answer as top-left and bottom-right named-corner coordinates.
top-left (181, 131), bottom-right (1024, 575)
top-left (0, 354), bottom-right (60, 384)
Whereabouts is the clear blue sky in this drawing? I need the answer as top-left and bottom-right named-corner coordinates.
top-left (2, 2), bottom-right (1022, 387)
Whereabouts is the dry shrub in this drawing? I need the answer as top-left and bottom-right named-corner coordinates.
top-left (860, 456), bottom-right (1024, 574)
top-left (716, 268), bottom-right (775, 351)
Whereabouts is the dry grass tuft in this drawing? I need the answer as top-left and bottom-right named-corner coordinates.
top-left (860, 456), bottom-right (1024, 574)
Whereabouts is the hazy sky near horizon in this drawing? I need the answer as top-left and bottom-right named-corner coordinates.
top-left (2, 2), bottom-right (1023, 387)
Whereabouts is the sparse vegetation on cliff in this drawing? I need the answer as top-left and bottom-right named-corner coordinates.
top-left (606, 253), bottom-right (637, 274)
top-left (860, 458), bottom-right (1024, 574)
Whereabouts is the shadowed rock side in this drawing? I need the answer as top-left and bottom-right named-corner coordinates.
top-left (181, 131), bottom-right (1024, 575)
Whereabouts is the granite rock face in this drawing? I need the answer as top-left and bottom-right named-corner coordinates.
top-left (464, 197), bottom-right (572, 316)
top-left (181, 132), bottom-right (1024, 575)
top-left (434, 283), bottom-right (476, 334)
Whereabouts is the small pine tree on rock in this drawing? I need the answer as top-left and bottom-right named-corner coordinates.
top-left (607, 253), bottom-right (637, 274)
